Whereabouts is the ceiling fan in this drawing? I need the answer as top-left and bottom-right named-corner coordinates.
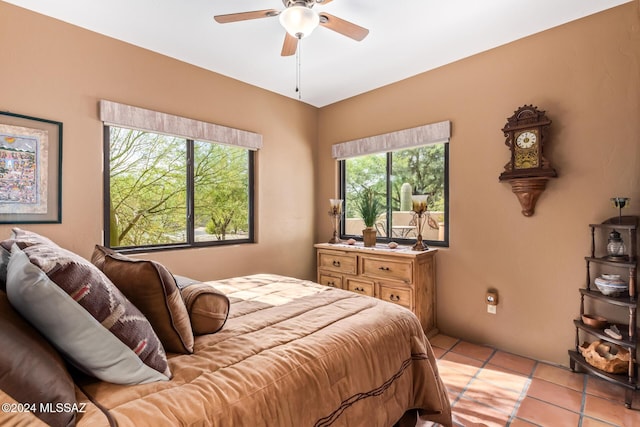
top-left (213, 0), bottom-right (369, 56)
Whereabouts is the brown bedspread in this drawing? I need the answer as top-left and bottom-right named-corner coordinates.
top-left (73, 274), bottom-right (452, 427)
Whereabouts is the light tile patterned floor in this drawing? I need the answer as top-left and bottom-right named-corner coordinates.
top-left (424, 334), bottom-right (640, 427)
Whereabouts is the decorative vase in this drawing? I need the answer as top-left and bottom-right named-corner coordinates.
top-left (362, 227), bottom-right (377, 247)
top-left (606, 229), bottom-right (626, 260)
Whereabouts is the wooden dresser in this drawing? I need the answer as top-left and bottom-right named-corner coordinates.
top-left (314, 242), bottom-right (438, 335)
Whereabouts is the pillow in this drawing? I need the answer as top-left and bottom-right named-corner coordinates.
top-left (100, 251), bottom-right (194, 354)
top-left (90, 244), bottom-right (114, 271)
top-left (175, 274), bottom-right (202, 289)
top-left (0, 290), bottom-right (77, 427)
top-left (0, 245), bottom-right (8, 291)
top-left (179, 280), bottom-right (230, 335)
top-left (6, 244), bottom-right (171, 384)
top-left (10, 227), bottom-right (60, 247)
top-left (0, 228), bottom-right (61, 253)
top-left (0, 228), bottom-right (61, 289)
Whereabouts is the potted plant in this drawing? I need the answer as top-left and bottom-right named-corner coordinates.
top-left (356, 188), bottom-right (385, 247)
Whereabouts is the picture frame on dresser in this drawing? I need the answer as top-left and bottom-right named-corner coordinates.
top-left (0, 111), bottom-right (62, 224)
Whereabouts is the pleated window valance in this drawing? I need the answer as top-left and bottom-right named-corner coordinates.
top-left (331, 120), bottom-right (450, 159)
top-left (99, 100), bottom-right (263, 150)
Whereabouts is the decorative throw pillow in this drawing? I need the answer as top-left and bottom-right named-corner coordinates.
top-left (90, 244), bottom-right (115, 271)
top-left (6, 244), bottom-right (171, 384)
top-left (0, 245), bottom-right (9, 291)
top-left (10, 227), bottom-right (60, 247)
top-left (177, 278), bottom-right (230, 335)
top-left (101, 252), bottom-right (194, 354)
top-left (0, 228), bottom-right (61, 254)
top-left (0, 290), bottom-right (77, 427)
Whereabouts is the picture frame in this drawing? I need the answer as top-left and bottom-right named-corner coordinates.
top-left (0, 111), bottom-right (62, 223)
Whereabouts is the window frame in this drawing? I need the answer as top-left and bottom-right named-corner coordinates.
top-left (338, 143), bottom-right (449, 248)
top-left (102, 125), bottom-right (255, 254)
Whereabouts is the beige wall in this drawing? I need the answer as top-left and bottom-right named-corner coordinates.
top-left (0, 2), bottom-right (318, 281)
top-left (2, 1), bottom-right (639, 366)
top-left (317, 3), bottom-right (640, 365)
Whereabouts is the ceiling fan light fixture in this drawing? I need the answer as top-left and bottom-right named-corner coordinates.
top-left (279, 6), bottom-right (319, 39)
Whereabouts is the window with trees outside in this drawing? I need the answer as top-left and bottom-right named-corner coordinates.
top-left (335, 121), bottom-right (450, 247)
top-left (340, 144), bottom-right (448, 246)
top-left (104, 126), bottom-right (254, 252)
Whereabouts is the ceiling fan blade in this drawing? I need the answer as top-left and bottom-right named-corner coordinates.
top-left (281, 33), bottom-right (298, 56)
top-left (315, 0), bottom-right (335, 4)
top-left (214, 9), bottom-right (279, 24)
top-left (319, 13), bottom-right (369, 41)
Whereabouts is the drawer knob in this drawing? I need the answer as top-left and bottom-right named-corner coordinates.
top-left (378, 266), bottom-right (390, 271)
top-left (332, 260), bottom-right (341, 267)
top-left (328, 281), bottom-right (335, 287)
top-left (389, 294), bottom-right (400, 302)
top-left (355, 287), bottom-right (364, 292)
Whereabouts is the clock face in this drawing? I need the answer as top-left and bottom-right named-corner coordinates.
top-left (516, 131), bottom-right (537, 149)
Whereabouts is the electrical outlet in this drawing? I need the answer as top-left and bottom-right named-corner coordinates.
top-left (487, 304), bottom-right (497, 314)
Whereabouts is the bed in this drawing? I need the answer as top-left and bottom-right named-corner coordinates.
top-left (67, 273), bottom-right (452, 426)
top-left (1, 232), bottom-right (451, 427)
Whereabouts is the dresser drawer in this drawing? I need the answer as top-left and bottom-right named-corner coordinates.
top-left (346, 278), bottom-right (375, 297)
top-left (378, 283), bottom-right (413, 309)
top-left (318, 273), bottom-right (342, 289)
top-left (315, 243), bottom-right (437, 335)
top-left (318, 251), bottom-right (358, 275)
top-left (361, 256), bottom-right (413, 283)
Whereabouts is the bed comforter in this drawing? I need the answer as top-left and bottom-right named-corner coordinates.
top-left (62, 274), bottom-right (451, 426)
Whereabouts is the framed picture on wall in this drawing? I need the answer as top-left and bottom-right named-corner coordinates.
top-left (0, 111), bottom-right (62, 224)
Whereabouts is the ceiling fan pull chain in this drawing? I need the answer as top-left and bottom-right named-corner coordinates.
top-left (296, 36), bottom-right (302, 99)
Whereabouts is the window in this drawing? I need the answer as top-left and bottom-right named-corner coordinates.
top-left (104, 126), bottom-right (254, 251)
top-left (334, 121), bottom-right (450, 247)
top-left (99, 100), bottom-right (261, 252)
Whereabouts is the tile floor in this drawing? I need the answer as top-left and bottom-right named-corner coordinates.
top-left (424, 334), bottom-right (640, 427)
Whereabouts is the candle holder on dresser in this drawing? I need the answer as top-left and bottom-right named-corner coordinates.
top-left (328, 199), bottom-right (343, 244)
top-left (411, 195), bottom-right (429, 251)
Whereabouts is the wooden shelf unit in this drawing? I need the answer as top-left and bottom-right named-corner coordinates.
top-left (569, 215), bottom-right (639, 408)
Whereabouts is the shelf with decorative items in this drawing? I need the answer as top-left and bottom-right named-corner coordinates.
top-left (568, 205), bottom-right (638, 409)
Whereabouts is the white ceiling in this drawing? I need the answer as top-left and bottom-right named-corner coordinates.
top-left (3, 0), bottom-right (631, 107)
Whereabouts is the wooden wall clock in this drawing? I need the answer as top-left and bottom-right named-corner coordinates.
top-left (499, 105), bottom-right (557, 216)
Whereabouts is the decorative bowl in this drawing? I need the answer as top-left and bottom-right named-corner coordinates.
top-left (581, 314), bottom-right (608, 329)
top-left (594, 277), bottom-right (628, 296)
top-left (579, 340), bottom-right (629, 374)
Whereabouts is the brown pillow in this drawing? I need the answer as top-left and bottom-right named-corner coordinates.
top-left (0, 291), bottom-right (76, 427)
top-left (180, 283), bottom-right (230, 335)
top-left (101, 252), bottom-right (194, 354)
top-left (90, 244), bottom-right (115, 271)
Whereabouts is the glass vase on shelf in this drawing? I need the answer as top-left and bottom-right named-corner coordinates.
top-left (607, 230), bottom-right (626, 261)
top-left (606, 197), bottom-right (630, 261)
